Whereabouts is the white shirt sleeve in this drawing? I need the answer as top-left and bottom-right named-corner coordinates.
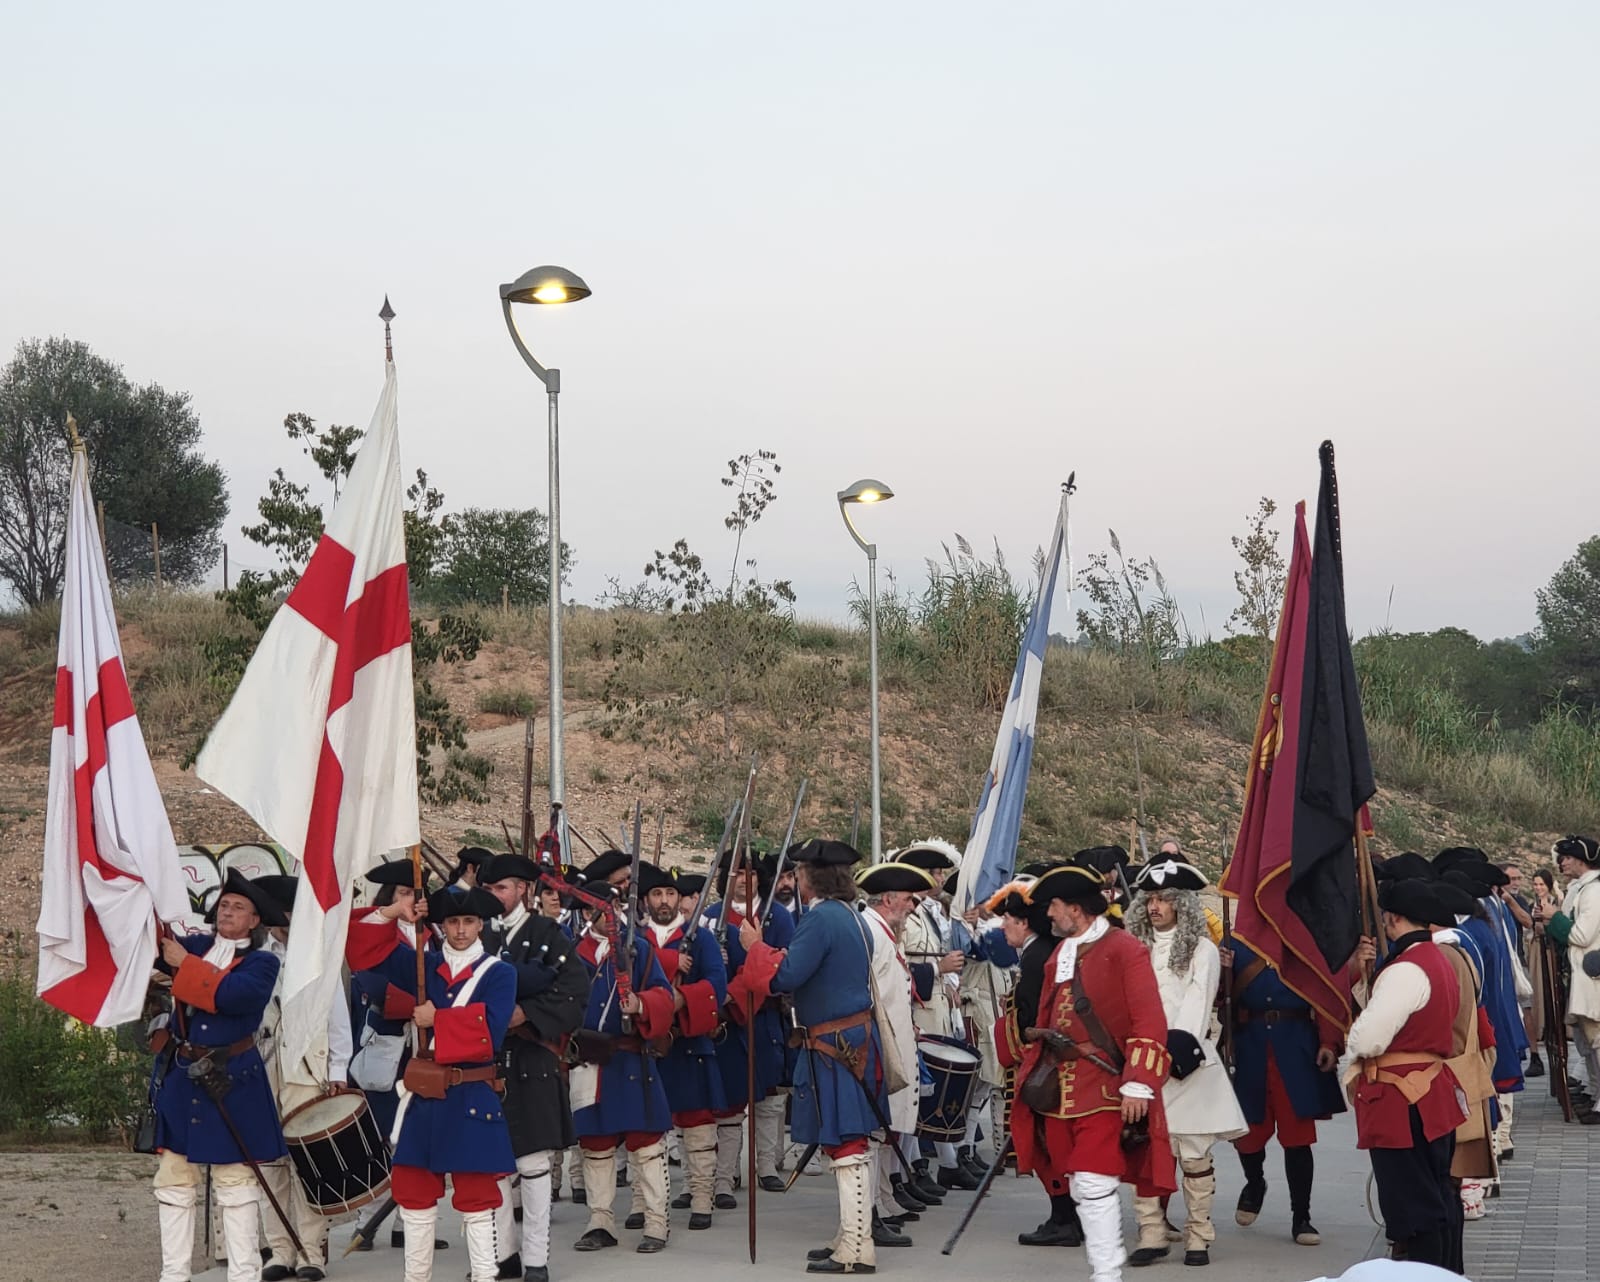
top-left (1345, 959), bottom-right (1431, 1058)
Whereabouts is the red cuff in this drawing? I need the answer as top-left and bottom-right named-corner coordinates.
top-left (1123, 1036), bottom-right (1171, 1091)
top-left (676, 979), bottom-right (722, 1038)
top-left (739, 941), bottom-right (785, 1005)
top-left (1477, 1007), bottom-right (1497, 1050)
top-left (632, 985), bottom-right (678, 1041)
top-left (381, 983), bottom-right (417, 1022)
top-left (432, 1002), bottom-right (494, 1064)
top-left (347, 918), bottom-right (403, 971)
top-left (171, 957), bottom-right (224, 1013)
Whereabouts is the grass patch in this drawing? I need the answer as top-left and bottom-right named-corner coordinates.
top-left (475, 687), bottom-right (536, 718)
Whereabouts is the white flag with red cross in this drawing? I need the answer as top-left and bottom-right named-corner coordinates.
top-left (196, 362), bottom-right (418, 1085)
top-left (37, 443), bottom-right (189, 1027)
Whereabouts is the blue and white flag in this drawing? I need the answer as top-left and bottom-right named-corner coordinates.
top-left (952, 486), bottom-right (1072, 915)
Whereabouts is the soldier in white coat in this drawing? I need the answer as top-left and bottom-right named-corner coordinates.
top-left (1125, 859), bottom-right (1247, 1268)
top-left (1540, 835), bottom-right (1600, 1107)
top-left (857, 862), bottom-right (946, 1245)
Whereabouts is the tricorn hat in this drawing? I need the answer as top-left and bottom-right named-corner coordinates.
top-left (481, 853), bottom-right (542, 885)
top-left (893, 839), bottom-right (962, 872)
top-left (1554, 835), bottom-right (1600, 866)
top-left (426, 884), bottom-right (504, 923)
top-left (1131, 859), bottom-right (1209, 894)
top-left (1026, 864), bottom-right (1109, 915)
top-left (1372, 852), bottom-right (1437, 884)
top-left (583, 849), bottom-right (633, 884)
top-left (790, 839), bottom-right (863, 868)
top-left (1379, 877), bottom-right (1440, 924)
top-left (636, 863), bottom-right (679, 896)
top-left (857, 863), bottom-right (941, 895)
top-left (210, 867), bottom-right (289, 928)
top-left (365, 858), bottom-right (432, 889)
top-left (251, 874), bottom-right (300, 916)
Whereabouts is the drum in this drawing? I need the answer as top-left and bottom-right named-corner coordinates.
top-left (281, 1087), bottom-right (391, 1216)
top-left (916, 1035), bottom-right (980, 1140)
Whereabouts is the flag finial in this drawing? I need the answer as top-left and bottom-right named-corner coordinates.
top-left (379, 295), bottom-right (396, 363)
top-left (65, 414), bottom-right (85, 455)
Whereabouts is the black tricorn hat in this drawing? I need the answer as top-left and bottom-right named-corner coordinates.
top-left (583, 849), bottom-right (633, 883)
top-left (857, 863), bottom-right (941, 895)
top-left (791, 839), bottom-right (862, 868)
top-left (1427, 879), bottom-right (1478, 924)
top-left (482, 853), bottom-right (542, 885)
top-left (1131, 859), bottom-right (1209, 894)
top-left (1433, 846), bottom-right (1491, 875)
top-left (1373, 852), bottom-right (1437, 884)
top-left (451, 846), bottom-right (496, 879)
top-left (674, 872), bottom-right (708, 897)
top-left (211, 867), bottom-right (289, 928)
top-left (1027, 864), bottom-right (1109, 914)
top-left (894, 840), bottom-right (961, 872)
top-left (636, 863), bottom-right (678, 895)
top-left (252, 874), bottom-right (300, 916)
top-left (1074, 845), bottom-right (1131, 876)
top-left (1379, 877), bottom-right (1439, 924)
top-left (365, 858), bottom-right (431, 889)
top-left (426, 884), bottom-right (504, 923)
top-left (995, 890), bottom-right (1032, 920)
top-left (1554, 835), bottom-right (1600, 866)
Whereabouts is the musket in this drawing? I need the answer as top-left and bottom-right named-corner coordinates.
top-left (1218, 896), bottom-right (1234, 1073)
top-left (500, 817), bottom-right (519, 855)
top-left (566, 822), bottom-right (604, 860)
top-left (520, 712), bottom-right (536, 859)
top-left (940, 1137), bottom-right (1014, 1254)
top-left (193, 1061), bottom-right (309, 1260)
top-left (684, 796), bottom-right (741, 943)
top-left (849, 800), bottom-right (861, 849)
top-left (342, 1197), bottom-right (397, 1257)
top-left (415, 837), bottom-right (457, 884)
top-left (652, 809), bottom-right (665, 867)
top-left (715, 757), bottom-right (761, 946)
top-left (744, 834), bottom-right (758, 1263)
top-left (620, 803), bottom-right (644, 1031)
top-left (758, 777), bottom-right (807, 930)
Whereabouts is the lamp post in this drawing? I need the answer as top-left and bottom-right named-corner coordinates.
top-left (837, 478), bottom-right (894, 860)
top-left (499, 265), bottom-right (592, 864)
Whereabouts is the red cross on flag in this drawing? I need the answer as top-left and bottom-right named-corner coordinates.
top-left (37, 445), bottom-right (188, 1027)
top-left (196, 362), bottom-right (418, 1084)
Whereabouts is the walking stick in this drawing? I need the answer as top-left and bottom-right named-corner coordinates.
top-left (939, 1137), bottom-right (1013, 1255)
top-left (745, 858), bottom-right (758, 1263)
top-left (342, 1196), bottom-right (398, 1256)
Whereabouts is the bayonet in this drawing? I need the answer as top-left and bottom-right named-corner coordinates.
top-left (758, 778), bottom-right (807, 930)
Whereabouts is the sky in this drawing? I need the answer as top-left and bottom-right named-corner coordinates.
top-left (3, 3), bottom-right (1596, 642)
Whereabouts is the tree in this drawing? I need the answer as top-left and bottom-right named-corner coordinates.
top-left (430, 508), bottom-right (573, 607)
top-left (1537, 535), bottom-right (1600, 708)
top-left (1228, 497), bottom-right (1287, 642)
top-left (0, 337), bottom-right (227, 605)
top-left (206, 409), bottom-right (487, 804)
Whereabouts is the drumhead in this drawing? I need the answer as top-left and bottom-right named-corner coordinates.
top-left (282, 1090), bottom-right (366, 1140)
top-left (917, 1037), bottom-right (980, 1068)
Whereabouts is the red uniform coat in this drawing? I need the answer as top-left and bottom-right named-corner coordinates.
top-left (997, 924), bottom-right (1176, 1196)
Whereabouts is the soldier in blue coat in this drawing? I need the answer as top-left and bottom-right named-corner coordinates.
top-left (704, 859), bottom-right (797, 1204)
top-left (568, 868), bottom-right (679, 1255)
top-left (625, 863), bottom-right (727, 1231)
top-left (736, 839), bottom-right (886, 1275)
top-left (1225, 939), bottom-right (1346, 1248)
top-left (345, 882), bottom-right (516, 1282)
top-left (151, 868), bottom-right (287, 1282)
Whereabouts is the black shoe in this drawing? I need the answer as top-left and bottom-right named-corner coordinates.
top-left (624, 1213), bottom-right (645, 1231)
top-left (1129, 1246), bottom-right (1170, 1267)
top-left (808, 1246), bottom-right (835, 1262)
top-left (671, 1191), bottom-right (692, 1209)
top-left (759, 1175), bottom-right (785, 1192)
top-left (616, 1169), bottom-right (629, 1187)
top-left (892, 1184), bottom-right (928, 1214)
top-left (524, 1269), bottom-right (548, 1282)
top-left (496, 1254), bottom-right (522, 1280)
top-left (574, 1230), bottom-right (617, 1252)
top-left (1183, 1249), bottom-right (1209, 1267)
top-left (295, 1270), bottom-right (325, 1282)
top-left (551, 1189), bottom-right (562, 1203)
top-left (937, 1164), bottom-right (980, 1191)
top-left (1525, 1053), bottom-right (1545, 1078)
top-left (1018, 1219), bottom-right (1083, 1247)
top-left (689, 1212), bottom-right (713, 1230)
top-left (911, 1175), bottom-right (946, 1204)
top-left (263, 1269), bottom-right (294, 1281)
top-left (959, 1148), bottom-right (988, 1179)
top-left (882, 1214), bottom-right (915, 1228)
top-left (1501, 1147), bottom-right (1514, 1161)
top-left (871, 1217), bottom-right (912, 1247)
top-left (636, 1236), bottom-right (667, 1254)
top-left (714, 1192), bottom-right (738, 1210)
top-left (1293, 1217), bottom-right (1321, 1246)
top-left (571, 1189), bottom-right (587, 1206)
top-left (1581, 1111), bottom-right (1600, 1125)
top-left (807, 1260), bottom-right (874, 1274)
top-left (1235, 1180), bottom-right (1267, 1227)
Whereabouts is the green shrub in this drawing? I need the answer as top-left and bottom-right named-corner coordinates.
top-left (475, 687), bottom-right (536, 718)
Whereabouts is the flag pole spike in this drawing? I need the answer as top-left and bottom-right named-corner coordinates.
top-left (379, 295), bottom-right (396, 364)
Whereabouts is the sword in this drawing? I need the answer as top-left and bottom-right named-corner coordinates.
top-left (195, 1068), bottom-right (309, 1261)
top-left (342, 1196), bottom-right (397, 1256)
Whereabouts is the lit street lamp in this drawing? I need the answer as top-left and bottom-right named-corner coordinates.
top-left (499, 265), bottom-right (592, 863)
top-left (837, 478), bottom-right (894, 860)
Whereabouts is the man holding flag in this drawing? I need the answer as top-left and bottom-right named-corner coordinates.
top-left (1219, 441), bottom-right (1367, 1250)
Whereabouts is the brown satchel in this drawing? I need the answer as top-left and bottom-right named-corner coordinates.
top-left (1018, 1049), bottom-right (1061, 1113)
top-left (402, 1055), bottom-right (452, 1100)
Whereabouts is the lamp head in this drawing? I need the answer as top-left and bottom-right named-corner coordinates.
top-left (500, 265), bottom-right (593, 306)
top-left (837, 478), bottom-right (894, 506)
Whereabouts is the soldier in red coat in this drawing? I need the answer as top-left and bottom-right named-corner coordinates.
top-left (997, 864), bottom-right (1176, 1282)
top-left (1344, 877), bottom-right (1467, 1269)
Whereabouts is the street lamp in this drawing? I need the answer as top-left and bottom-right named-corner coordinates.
top-left (838, 477), bottom-right (894, 860)
top-left (499, 264), bottom-right (592, 864)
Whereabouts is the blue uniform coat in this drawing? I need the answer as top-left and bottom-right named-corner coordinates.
top-left (573, 935), bottom-right (675, 1138)
top-left (741, 899), bottom-right (886, 1147)
top-left (1456, 911), bottom-right (1526, 1091)
top-left (649, 920), bottom-right (729, 1117)
top-left (706, 901), bottom-right (796, 1105)
top-left (1228, 942), bottom-right (1346, 1124)
top-left (153, 937), bottom-right (287, 1165)
top-left (354, 928), bottom-right (517, 1175)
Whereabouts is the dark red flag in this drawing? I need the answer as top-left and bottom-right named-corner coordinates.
top-left (1219, 456), bottom-right (1360, 1031)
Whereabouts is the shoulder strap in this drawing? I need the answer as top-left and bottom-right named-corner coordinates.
top-left (452, 954), bottom-right (499, 1008)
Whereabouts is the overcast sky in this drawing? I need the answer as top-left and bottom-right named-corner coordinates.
top-left (4, 3), bottom-right (1595, 642)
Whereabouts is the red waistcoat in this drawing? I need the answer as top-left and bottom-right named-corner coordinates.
top-left (1353, 940), bottom-right (1468, 1149)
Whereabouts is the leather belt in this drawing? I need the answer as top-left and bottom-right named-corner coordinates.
top-left (806, 1010), bottom-right (872, 1039)
top-left (1237, 1008), bottom-right (1313, 1027)
top-left (176, 1036), bottom-right (255, 1060)
top-left (804, 1010), bottom-right (873, 1080)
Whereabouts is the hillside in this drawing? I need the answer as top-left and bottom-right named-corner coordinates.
top-left (0, 590), bottom-right (1589, 974)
